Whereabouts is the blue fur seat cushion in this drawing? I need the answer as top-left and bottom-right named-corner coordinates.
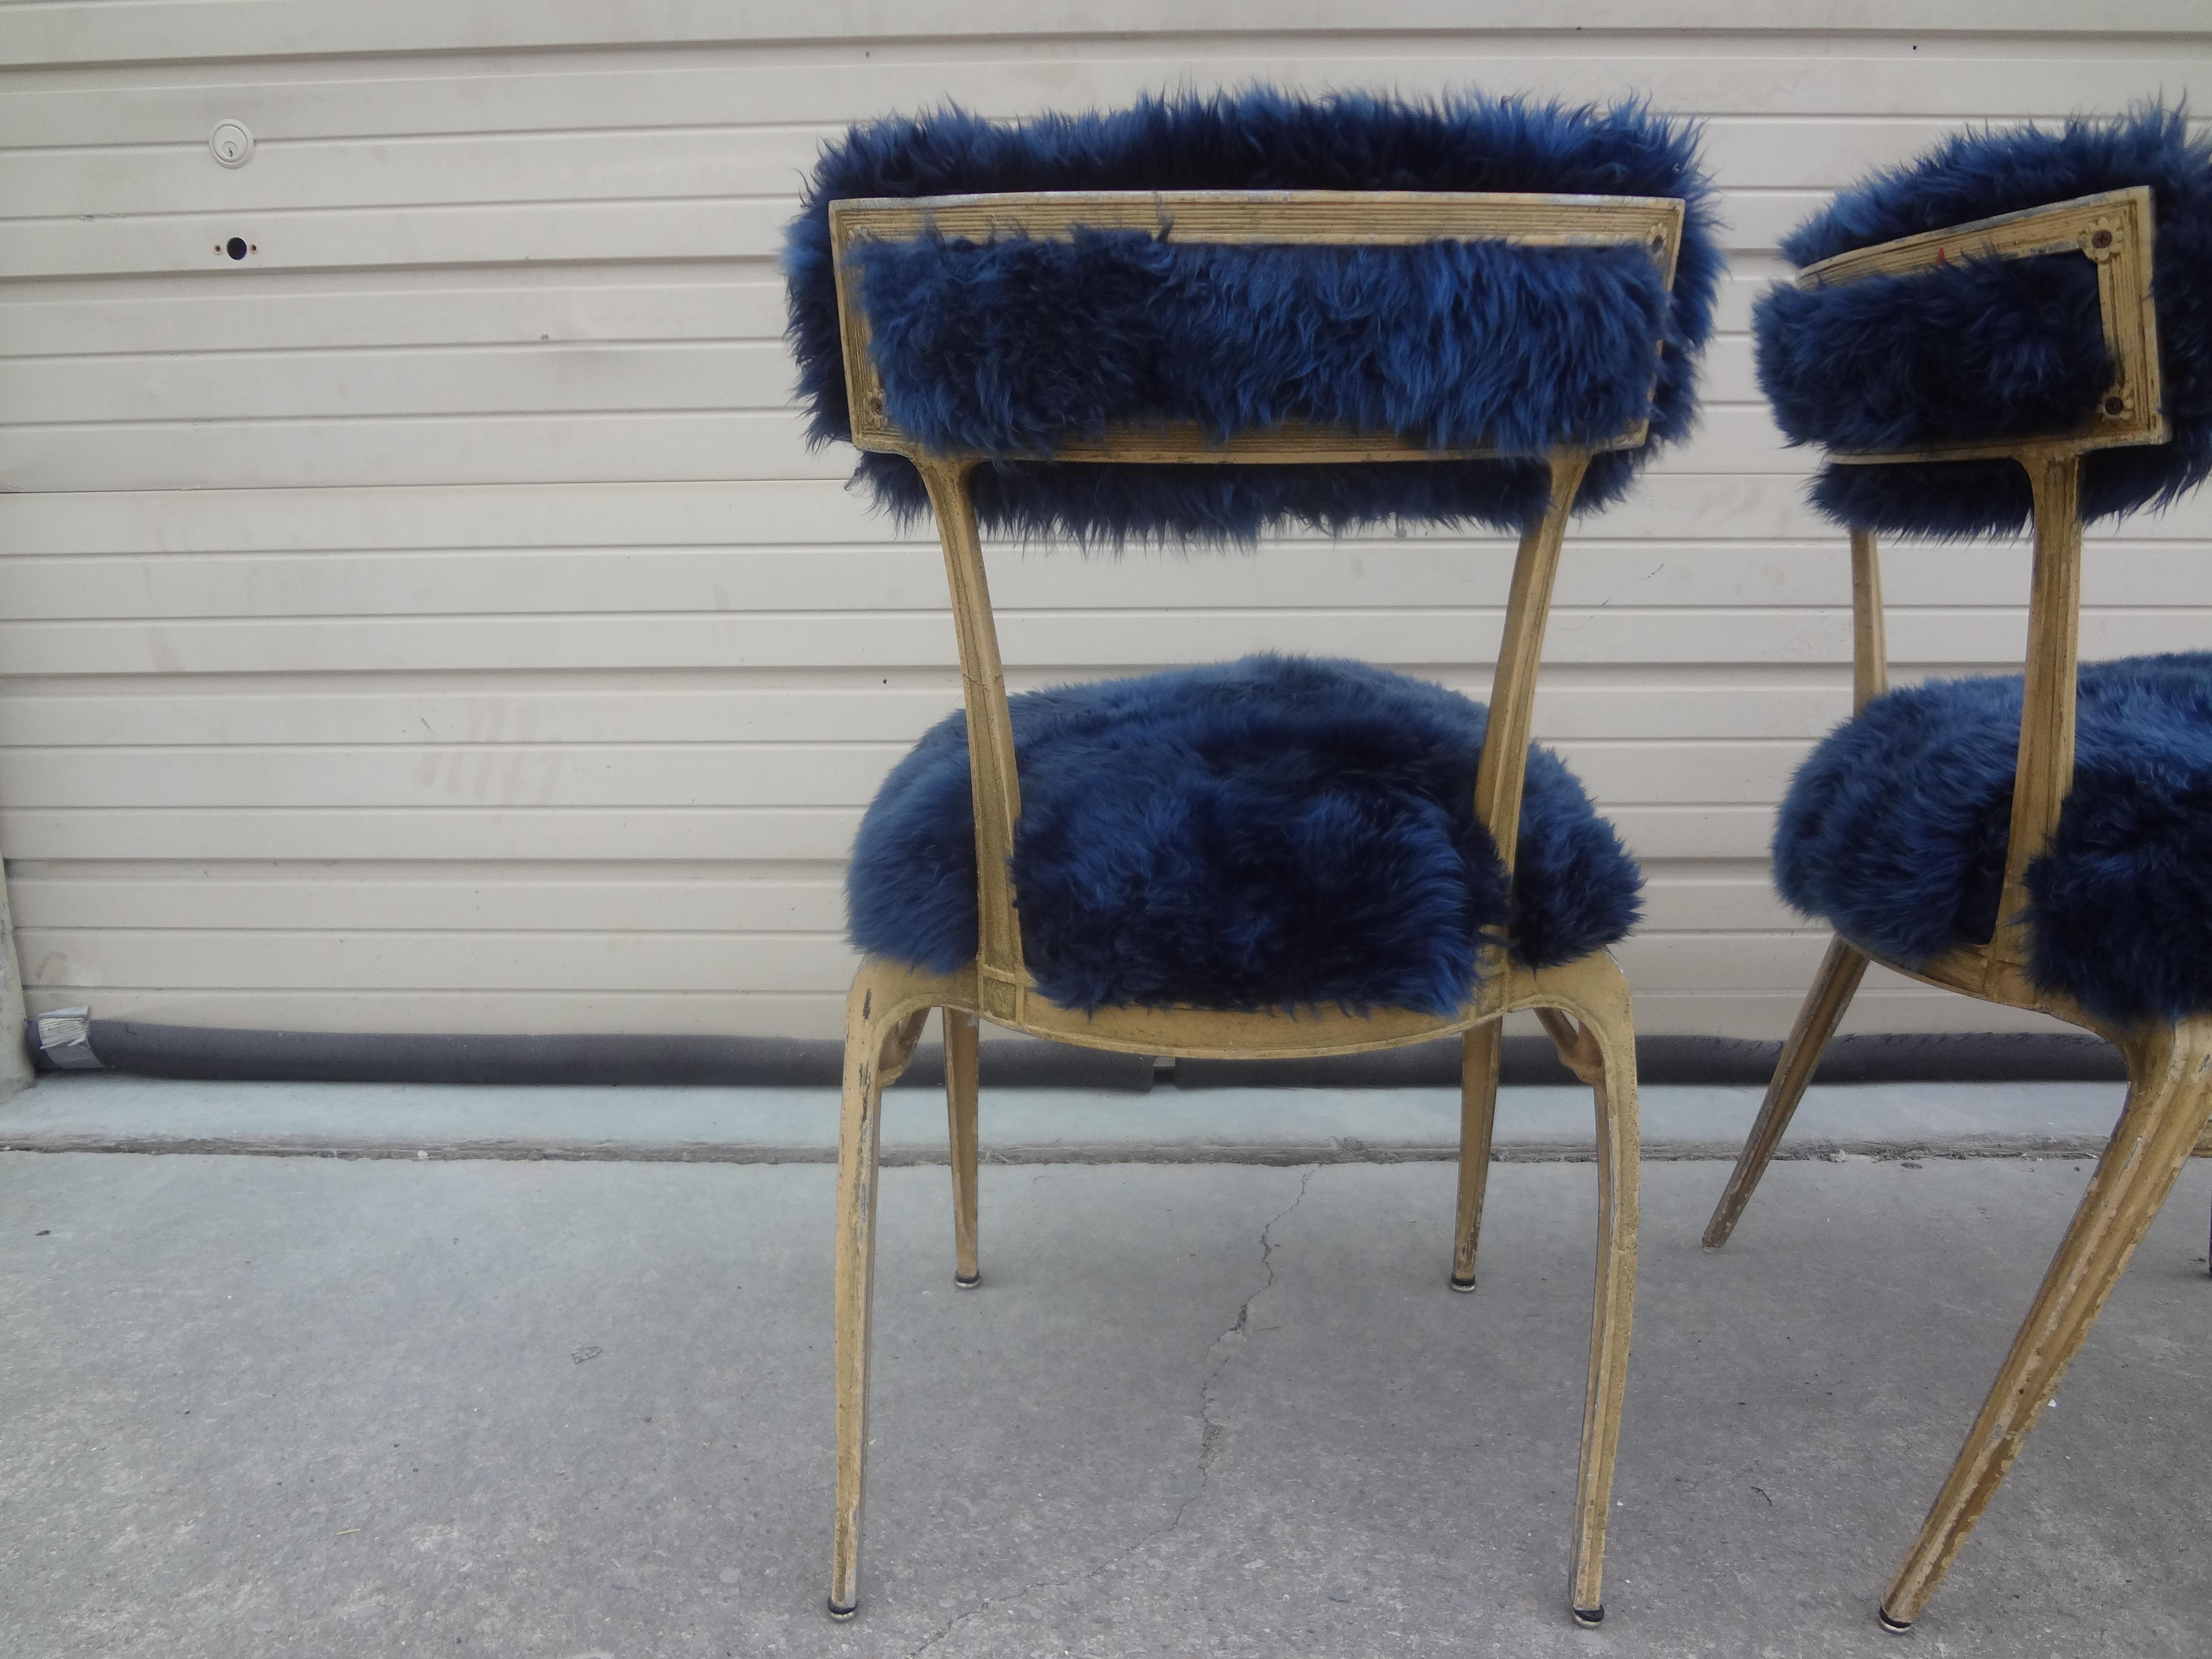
top-left (1754, 108), bottom-right (2212, 537)
top-left (785, 90), bottom-right (1719, 544)
top-left (847, 656), bottom-right (1642, 1014)
top-left (1773, 653), bottom-right (2212, 1024)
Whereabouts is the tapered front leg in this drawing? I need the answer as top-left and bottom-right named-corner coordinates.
top-left (1452, 1021), bottom-right (1503, 1290)
top-left (1537, 961), bottom-right (1641, 1627)
top-left (828, 966), bottom-right (903, 1620)
top-left (1879, 1018), bottom-right (2212, 1630)
top-left (2197, 1119), bottom-right (2212, 1279)
top-left (944, 1007), bottom-right (982, 1286)
top-left (1703, 934), bottom-right (1869, 1248)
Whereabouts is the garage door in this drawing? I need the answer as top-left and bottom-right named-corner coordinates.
top-left (1, 3), bottom-right (2205, 1040)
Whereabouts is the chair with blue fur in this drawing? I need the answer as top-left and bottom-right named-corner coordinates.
top-left (1705, 107), bottom-right (2212, 1631)
top-left (784, 89), bottom-right (1719, 1625)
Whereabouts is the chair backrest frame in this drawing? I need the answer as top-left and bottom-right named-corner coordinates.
top-left (828, 190), bottom-right (1689, 1020)
top-left (1800, 186), bottom-right (2164, 464)
top-left (830, 190), bottom-right (1685, 462)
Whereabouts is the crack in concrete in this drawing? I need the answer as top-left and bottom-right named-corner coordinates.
top-left (1182, 1163), bottom-right (1316, 1515)
top-left (901, 1164), bottom-right (1320, 1658)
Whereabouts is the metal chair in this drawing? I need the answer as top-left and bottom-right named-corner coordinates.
top-left (782, 91), bottom-right (1719, 1625)
top-left (1707, 108), bottom-right (2212, 1631)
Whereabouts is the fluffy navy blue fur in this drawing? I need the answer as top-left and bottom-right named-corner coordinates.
top-left (1773, 653), bottom-right (2212, 1024)
top-left (1754, 107), bottom-right (2212, 537)
top-left (848, 655), bottom-right (1643, 1014)
top-left (851, 448), bottom-right (1554, 547)
top-left (1757, 255), bottom-right (2112, 454)
top-left (785, 89), bottom-right (1720, 544)
top-left (853, 228), bottom-right (1671, 457)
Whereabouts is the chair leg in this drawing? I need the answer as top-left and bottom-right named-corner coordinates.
top-left (2199, 1119), bottom-right (2212, 1279)
top-left (1451, 1021), bottom-right (1503, 1290)
top-left (1545, 962), bottom-right (1641, 1628)
top-left (1702, 933), bottom-right (1870, 1249)
top-left (944, 1007), bottom-right (982, 1287)
top-left (1878, 1017), bottom-right (2212, 1631)
top-left (828, 965), bottom-right (921, 1621)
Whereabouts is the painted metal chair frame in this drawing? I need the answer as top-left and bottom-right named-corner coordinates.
top-left (822, 189), bottom-right (1692, 1625)
top-left (1698, 187), bottom-right (2212, 1630)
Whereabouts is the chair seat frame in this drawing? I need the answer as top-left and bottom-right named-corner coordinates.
top-left (822, 188), bottom-right (1691, 1627)
top-left (1697, 187), bottom-right (2212, 1631)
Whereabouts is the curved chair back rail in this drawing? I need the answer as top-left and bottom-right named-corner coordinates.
top-left (1797, 186), bottom-right (2164, 467)
top-left (828, 188), bottom-right (1686, 1036)
top-left (830, 189), bottom-right (1688, 466)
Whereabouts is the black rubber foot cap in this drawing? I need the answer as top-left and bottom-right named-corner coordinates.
top-left (953, 1272), bottom-right (981, 1288)
top-left (1449, 1274), bottom-right (1479, 1294)
top-left (1572, 1605), bottom-right (1603, 1628)
top-left (827, 1601), bottom-right (857, 1622)
top-left (1877, 1608), bottom-right (1912, 1634)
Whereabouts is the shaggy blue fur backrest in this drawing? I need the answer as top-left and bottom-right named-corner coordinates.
top-left (1755, 107), bottom-right (2212, 537)
top-left (784, 90), bottom-right (1720, 544)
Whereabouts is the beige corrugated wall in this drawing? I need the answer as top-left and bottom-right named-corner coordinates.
top-left (0, 3), bottom-right (2206, 1042)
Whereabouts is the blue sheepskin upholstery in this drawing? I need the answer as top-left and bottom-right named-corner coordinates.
top-left (1754, 108), bottom-right (2212, 537)
top-left (848, 656), bottom-right (1642, 1015)
top-left (1773, 654), bottom-right (2212, 1025)
top-left (785, 89), bottom-right (1720, 544)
